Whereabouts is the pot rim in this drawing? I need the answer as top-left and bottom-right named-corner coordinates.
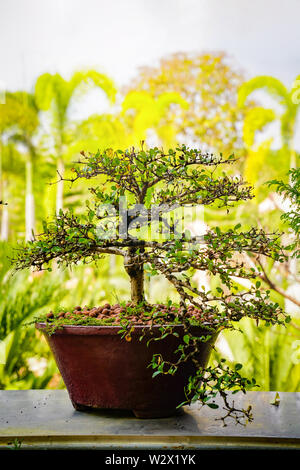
top-left (35, 322), bottom-right (214, 336)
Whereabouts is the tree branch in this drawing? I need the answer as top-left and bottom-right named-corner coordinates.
top-left (257, 257), bottom-right (300, 308)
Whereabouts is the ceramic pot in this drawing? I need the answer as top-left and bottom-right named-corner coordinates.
top-left (36, 323), bottom-right (216, 418)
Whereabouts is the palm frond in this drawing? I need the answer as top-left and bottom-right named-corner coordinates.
top-left (238, 76), bottom-right (290, 108)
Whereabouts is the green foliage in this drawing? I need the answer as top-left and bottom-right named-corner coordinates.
top-left (0, 59), bottom-right (299, 425)
top-left (122, 90), bottom-right (188, 147)
top-left (243, 107), bottom-right (276, 148)
top-left (0, 242), bottom-right (64, 389)
top-left (14, 144), bottom-right (292, 424)
top-left (35, 71), bottom-right (116, 127)
top-left (238, 76), bottom-right (291, 108)
top-left (0, 92), bottom-right (39, 136)
top-left (211, 318), bottom-right (300, 392)
top-left (33, 69), bottom-right (117, 216)
top-left (238, 74), bottom-right (300, 191)
top-left (268, 165), bottom-right (300, 246)
top-left (0, 241), bottom-right (130, 389)
top-left (210, 166), bottom-right (300, 393)
top-left (182, 359), bottom-right (257, 425)
top-left (72, 114), bottom-right (126, 153)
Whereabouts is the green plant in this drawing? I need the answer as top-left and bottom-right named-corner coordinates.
top-left (34, 70), bottom-right (117, 215)
top-left (0, 242), bottom-right (65, 389)
top-left (0, 92), bottom-right (40, 241)
top-left (211, 317), bottom-right (300, 392)
top-left (14, 145), bottom-right (291, 424)
top-left (238, 75), bottom-right (300, 185)
top-left (268, 165), bottom-right (300, 257)
top-left (121, 90), bottom-right (188, 148)
top-left (211, 166), bottom-right (300, 392)
top-left (8, 438), bottom-right (22, 450)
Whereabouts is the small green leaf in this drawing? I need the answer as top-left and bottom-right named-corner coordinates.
top-left (152, 371), bottom-right (162, 378)
top-left (207, 403), bottom-right (219, 409)
top-left (183, 334), bottom-right (190, 345)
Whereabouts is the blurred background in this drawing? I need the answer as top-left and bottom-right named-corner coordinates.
top-left (0, 0), bottom-right (299, 391)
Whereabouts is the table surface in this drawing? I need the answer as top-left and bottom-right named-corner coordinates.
top-left (0, 390), bottom-right (300, 450)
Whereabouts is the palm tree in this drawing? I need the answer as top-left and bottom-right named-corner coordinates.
top-left (0, 97), bottom-right (15, 239)
top-left (238, 76), bottom-right (300, 310)
top-left (68, 113), bottom-right (126, 156)
top-left (34, 70), bottom-right (117, 214)
top-left (0, 131), bottom-right (7, 239)
top-left (0, 144), bottom-right (24, 240)
top-left (121, 90), bottom-right (188, 147)
top-left (0, 141), bottom-right (10, 241)
top-left (238, 75), bottom-right (300, 171)
top-left (0, 92), bottom-right (39, 241)
top-left (10, 133), bottom-right (38, 241)
top-left (239, 106), bottom-right (277, 186)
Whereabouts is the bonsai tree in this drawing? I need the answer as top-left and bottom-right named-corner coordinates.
top-left (14, 144), bottom-right (290, 424)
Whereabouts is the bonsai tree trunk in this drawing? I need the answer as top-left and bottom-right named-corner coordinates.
top-left (124, 247), bottom-right (144, 304)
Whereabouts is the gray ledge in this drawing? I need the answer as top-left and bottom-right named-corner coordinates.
top-left (0, 390), bottom-right (300, 450)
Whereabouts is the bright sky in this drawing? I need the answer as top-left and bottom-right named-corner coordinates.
top-left (1, 0), bottom-right (300, 146)
top-left (1, 0), bottom-right (299, 88)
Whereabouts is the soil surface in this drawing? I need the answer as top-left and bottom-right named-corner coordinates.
top-left (43, 302), bottom-right (215, 327)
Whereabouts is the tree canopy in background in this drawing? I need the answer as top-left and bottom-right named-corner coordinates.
top-left (125, 52), bottom-right (248, 153)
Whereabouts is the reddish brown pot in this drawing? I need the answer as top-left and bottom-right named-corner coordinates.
top-left (36, 323), bottom-right (216, 418)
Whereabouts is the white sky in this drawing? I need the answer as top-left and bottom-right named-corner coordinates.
top-left (0, 0), bottom-right (300, 146)
top-left (1, 0), bottom-right (299, 88)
